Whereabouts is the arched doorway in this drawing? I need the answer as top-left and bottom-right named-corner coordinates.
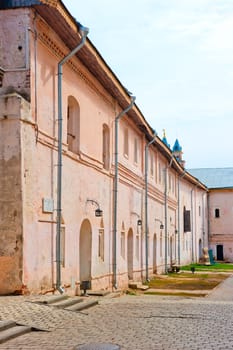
top-left (79, 219), bottom-right (92, 283)
top-left (153, 234), bottom-right (157, 273)
top-left (127, 229), bottom-right (133, 280)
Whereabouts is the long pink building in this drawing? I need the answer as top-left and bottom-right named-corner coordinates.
top-left (0, 0), bottom-right (208, 295)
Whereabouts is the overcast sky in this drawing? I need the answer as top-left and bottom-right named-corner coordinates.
top-left (63, 0), bottom-right (233, 168)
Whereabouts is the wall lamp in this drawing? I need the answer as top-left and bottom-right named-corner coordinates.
top-left (155, 219), bottom-right (164, 230)
top-left (86, 199), bottom-right (103, 217)
top-left (131, 212), bottom-right (142, 227)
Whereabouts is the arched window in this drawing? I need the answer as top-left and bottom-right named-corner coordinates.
top-left (67, 96), bottom-right (80, 153)
top-left (102, 124), bottom-right (110, 170)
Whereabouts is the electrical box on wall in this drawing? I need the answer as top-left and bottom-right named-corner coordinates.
top-left (42, 198), bottom-right (54, 213)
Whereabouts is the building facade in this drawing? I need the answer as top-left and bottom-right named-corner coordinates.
top-left (0, 0), bottom-right (208, 295)
top-left (189, 168), bottom-right (233, 262)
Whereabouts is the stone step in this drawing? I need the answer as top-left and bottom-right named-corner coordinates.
top-left (52, 297), bottom-right (83, 308)
top-left (41, 294), bottom-right (69, 305)
top-left (87, 290), bottom-right (111, 297)
top-left (128, 282), bottom-right (149, 290)
top-left (65, 299), bottom-right (99, 312)
top-left (0, 320), bottom-right (16, 331)
top-left (0, 325), bottom-right (31, 344)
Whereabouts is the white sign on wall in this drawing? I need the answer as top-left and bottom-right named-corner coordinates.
top-left (42, 198), bottom-right (54, 213)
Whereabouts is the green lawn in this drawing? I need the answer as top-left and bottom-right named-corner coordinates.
top-left (181, 263), bottom-right (233, 272)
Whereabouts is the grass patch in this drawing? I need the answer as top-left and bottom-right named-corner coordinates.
top-left (147, 273), bottom-right (227, 291)
top-left (144, 291), bottom-right (207, 297)
top-left (181, 263), bottom-right (233, 272)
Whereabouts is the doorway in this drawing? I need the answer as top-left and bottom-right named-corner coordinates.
top-left (79, 219), bottom-right (92, 283)
top-left (127, 229), bottom-right (133, 280)
top-left (216, 244), bottom-right (224, 261)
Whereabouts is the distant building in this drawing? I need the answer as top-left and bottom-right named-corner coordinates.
top-left (188, 168), bottom-right (233, 262)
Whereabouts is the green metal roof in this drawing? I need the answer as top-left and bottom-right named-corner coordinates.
top-left (188, 168), bottom-right (233, 189)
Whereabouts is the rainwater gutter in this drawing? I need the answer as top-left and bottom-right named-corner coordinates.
top-left (164, 155), bottom-right (174, 274)
top-left (191, 185), bottom-right (198, 263)
top-left (177, 170), bottom-right (186, 266)
top-left (113, 95), bottom-right (136, 289)
top-left (144, 133), bottom-right (157, 281)
top-left (56, 23), bottom-right (89, 294)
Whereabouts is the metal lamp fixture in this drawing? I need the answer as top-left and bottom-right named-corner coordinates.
top-left (137, 219), bottom-right (142, 226)
top-left (95, 208), bottom-right (103, 217)
top-left (86, 199), bottom-right (103, 217)
top-left (155, 218), bottom-right (164, 230)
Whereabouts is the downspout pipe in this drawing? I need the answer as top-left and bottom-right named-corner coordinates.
top-left (164, 155), bottom-right (174, 274)
top-left (56, 24), bottom-right (89, 294)
top-left (190, 185), bottom-right (198, 263)
top-left (177, 171), bottom-right (186, 266)
top-left (113, 95), bottom-right (136, 289)
top-left (145, 133), bottom-right (157, 282)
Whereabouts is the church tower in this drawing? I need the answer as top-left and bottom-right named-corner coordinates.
top-left (172, 138), bottom-right (185, 168)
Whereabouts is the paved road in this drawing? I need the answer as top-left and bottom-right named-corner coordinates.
top-left (0, 276), bottom-right (233, 350)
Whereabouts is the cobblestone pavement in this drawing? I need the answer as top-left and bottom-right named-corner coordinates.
top-left (0, 276), bottom-right (233, 350)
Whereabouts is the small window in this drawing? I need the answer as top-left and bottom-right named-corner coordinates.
top-left (168, 173), bottom-right (171, 190)
top-left (183, 207), bottom-right (191, 232)
top-left (150, 152), bottom-right (154, 176)
top-left (154, 153), bottom-right (158, 183)
top-left (103, 124), bottom-right (110, 170)
top-left (215, 208), bottom-right (220, 218)
top-left (123, 128), bottom-right (129, 157)
top-left (158, 163), bottom-right (161, 183)
top-left (67, 96), bottom-right (80, 153)
top-left (134, 138), bottom-right (138, 164)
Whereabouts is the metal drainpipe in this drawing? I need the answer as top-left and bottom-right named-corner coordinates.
top-left (164, 156), bottom-right (174, 274)
top-left (190, 185), bottom-right (197, 263)
top-left (145, 134), bottom-right (157, 282)
top-left (56, 24), bottom-right (89, 294)
top-left (177, 171), bottom-right (186, 266)
top-left (113, 95), bottom-right (136, 289)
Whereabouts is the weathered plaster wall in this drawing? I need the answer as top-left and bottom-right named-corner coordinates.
top-left (0, 8), bottom-right (31, 99)
top-left (0, 94), bottom-right (23, 294)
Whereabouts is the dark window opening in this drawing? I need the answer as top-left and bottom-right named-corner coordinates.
top-left (183, 207), bottom-right (191, 232)
top-left (215, 208), bottom-right (220, 218)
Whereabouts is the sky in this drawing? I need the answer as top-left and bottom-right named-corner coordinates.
top-left (63, 0), bottom-right (233, 169)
